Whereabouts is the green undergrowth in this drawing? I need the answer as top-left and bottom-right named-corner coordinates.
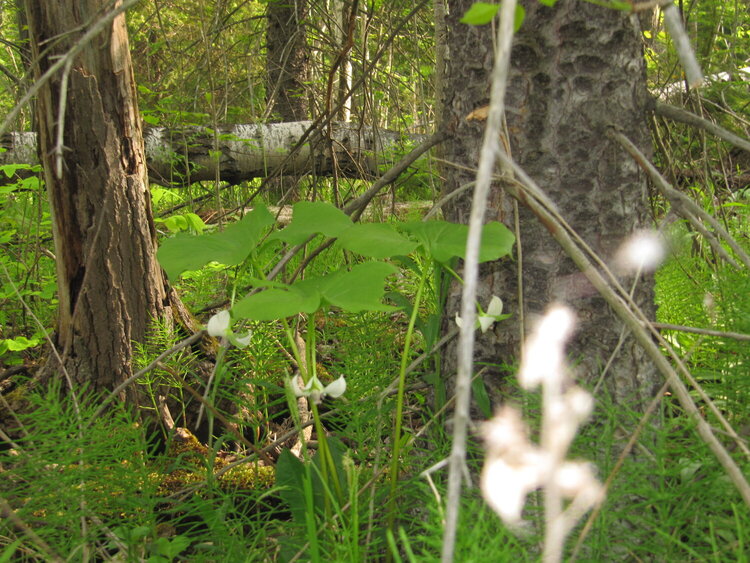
top-left (3, 177), bottom-right (750, 560)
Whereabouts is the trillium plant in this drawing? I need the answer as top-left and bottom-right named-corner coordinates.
top-left (157, 199), bottom-right (516, 527)
top-left (291, 373), bottom-right (347, 404)
top-left (456, 295), bottom-right (506, 333)
top-left (206, 310), bottom-right (252, 348)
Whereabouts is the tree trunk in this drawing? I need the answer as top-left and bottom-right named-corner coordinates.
top-left (442, 0), bottom-right (658, 409)
top-left (266, 0), bottom-right (310, 122)
top-left (25, 1), bottom-right (173, 398)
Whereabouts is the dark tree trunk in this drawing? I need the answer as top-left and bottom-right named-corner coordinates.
top-left (442, 0), bottom-right (658, 408)
top-left (265, 0), bottom-right (310, 202)
top-left (25, 1), bottom-right (174, 399)
top-left (266, 0), bottom-right (310, 122)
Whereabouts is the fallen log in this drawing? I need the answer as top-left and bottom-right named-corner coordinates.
top-left (0, 121), bottom-right (426, 187)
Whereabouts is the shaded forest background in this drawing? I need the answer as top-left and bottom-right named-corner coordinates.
top-left (0, 0), bottom-right (749, 561)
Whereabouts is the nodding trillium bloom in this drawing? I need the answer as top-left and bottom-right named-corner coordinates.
top-left (206, 310), bottom-right (252, 348)
top-left (291, 374), bottom-right (346, 404)
top-left (455, 295), bottom-right (504, 333)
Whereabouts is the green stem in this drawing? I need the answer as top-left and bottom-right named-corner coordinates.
top-left (306, 314), bottom-right (344, 507)
top-left (386, 265), bottom-right (429, 532)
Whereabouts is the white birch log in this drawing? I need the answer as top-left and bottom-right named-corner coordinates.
top-left (0, 121), bottom-right (424, 187)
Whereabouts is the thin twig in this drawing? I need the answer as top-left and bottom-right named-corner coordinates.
top-left (441, 0), bottom-right (517, 559)
top-left (660, 1), bottom-right (703, 89)
top-left (651, 322), bottom-right (750, 341)
top-left (654, 102), bottom-right (750, 154)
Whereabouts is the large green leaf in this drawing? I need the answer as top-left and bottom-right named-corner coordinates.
top-left (319, 262), bottom-right (398, 312)
top-left (402, 220), bottom-right (514, 263)
top-left (232, 284), bottom-right (321, 321)
top-left (157, 205), bottom-right (274, 280)
top-left (337, 223), bottom-right (418, 258)
top-left (270, 201), bottom-right (353, 245)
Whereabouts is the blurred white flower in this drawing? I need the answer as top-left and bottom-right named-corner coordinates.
top-left (206, 310), bottom-right (252, 348)
top-left (518, 305), bottom-right (576, 389)
top-left (615, 230), bottom-right (665, 273)
top-left (291, 374), bottom-right (347, 404)
top-left (481, 452), bottom-right (544, 526)
top-left (456, 295), bottom-right (504, 334)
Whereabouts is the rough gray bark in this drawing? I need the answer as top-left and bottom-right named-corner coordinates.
top-left (266, 0), bottom-right (310, 122)
top-left (25, 0), bottom-right (173, 397)
top-left (1, 122), bottom-right (420, 187)
top-left (442, 0), bottom-right (658, 409)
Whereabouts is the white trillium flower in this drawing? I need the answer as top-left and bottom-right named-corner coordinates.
top-left (206, 310), bottom-right (252, 348)
top-left (291, 374), bottom-right (347, 404)
top-left (456, 295), bottom-right (504, 334)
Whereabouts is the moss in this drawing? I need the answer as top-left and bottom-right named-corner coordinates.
top-left (157, 427), bottom-right (275, 495)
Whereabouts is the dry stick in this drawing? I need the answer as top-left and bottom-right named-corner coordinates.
top-left (508, 128), bottom-right (748, 459)
top-left (661, 186), bottom-right (750, 271)
top-left (660, 0), bottom-right (703, 89)
top-left (651, 322), bottom-right (750, 341)
top-left (573, 317), bottom-right (717, 559)
top-left (441, 0), bottom-right (517, 560)
top-left (212, 326), bottom-right (459, 482)
top-left (241, 0), bottom-right (430, 209)
top-left (570, 379), bottom-right (670, 561)
top-left (608, 131), bottom-right (750, 459)
top-left (654, 101), bottom-right (750, 154)
top-left (498, 156), bottom-right (750, 507)
top-left (675, 207), bottom-right (742, 270)
top-left (177, 378), bottom-right (276, 466)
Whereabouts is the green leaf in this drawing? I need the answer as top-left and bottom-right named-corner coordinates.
top-left (270, 201), bottom-right (353, 245)
top-left (402, 220), bottom-right (515, 263)
top-left (276, 449), bottom-right (310, 525)
top-left (460, 2), bottom-right (525, 31)
top-left (479, 221), bottom-right (516, 261)
top-left (608, 0), bottom-right (633, 10)
top-left (319, 262), bottom-right (398, 312)
top-left (157, 205), bottom-right (274, 280)
top-left (232, 284), bottom-right (321, 320)
top-left (338, 223), bottom-right (418, 258)
top-left (537, 0), bottom-right (558, 6)
top-left (183, 212), bottom-right (207, 234)
top-left (0, 164), bottom-right (33, 178)
top-left (514, 4), bottom-right (526, 31)
top-left (471, 377), bottom-right (493, 418)
top-left (461, 2), bottom-right (500, 25)
top-left (3, 336), bottom-right (39, 352)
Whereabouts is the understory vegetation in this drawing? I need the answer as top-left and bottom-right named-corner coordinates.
top-left (1, 0), bottom-right (750, 561)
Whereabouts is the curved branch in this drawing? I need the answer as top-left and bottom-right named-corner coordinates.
top-left (655, 101), bottom-right (750, 154)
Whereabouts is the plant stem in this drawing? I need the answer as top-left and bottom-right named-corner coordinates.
top-left (386, 264), bottom-right (429, 533)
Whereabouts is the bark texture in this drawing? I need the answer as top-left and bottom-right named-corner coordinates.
top-left (266, 0), bottom-right (310, 122)
top-left (25, 1), bottom-right (171, 396)
top-left (442, 0), bottom-right (658, 408)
